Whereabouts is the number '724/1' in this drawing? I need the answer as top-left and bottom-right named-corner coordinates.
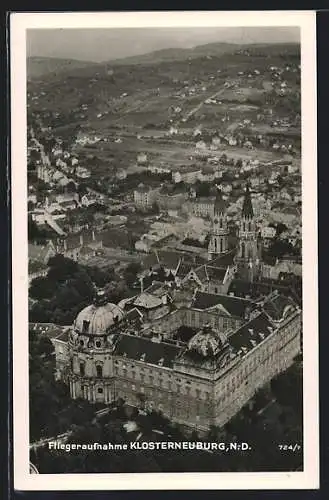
top-left (278, 444), bottom-right (302, 452)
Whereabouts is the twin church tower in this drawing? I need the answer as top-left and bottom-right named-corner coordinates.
top-left (208, 184), bottom-right (262, 282)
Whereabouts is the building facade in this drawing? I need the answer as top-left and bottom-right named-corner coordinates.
top-left (52, 286), bottom-right (301, 434)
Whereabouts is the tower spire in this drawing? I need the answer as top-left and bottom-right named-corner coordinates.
top-left (214, 185), bottom-right (226, 216)
top-left (242, 183), bottom-right (254, 219)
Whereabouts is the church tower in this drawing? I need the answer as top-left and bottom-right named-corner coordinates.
top-left (236, 184), bottom-right (261, 281)
top-left (208, 187), bottom-right (229, 260)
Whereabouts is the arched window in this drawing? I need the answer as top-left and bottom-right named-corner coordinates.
top-left (214, 238), bottom-right (217, 252)
top-left (242, 222), bottom-right (246, 232)
top-left (241, 242), bottom-right (245, 258)
top-left (96, 364), bottom-right (103, 378)
top-left (248, 222), bottom-right (252, 232)
top-left (219, 218), bottom-right (223, 229)
top-left (220, 238), bottom-right (223, 253)
top-left (79, 362), bottom-right (85, 376)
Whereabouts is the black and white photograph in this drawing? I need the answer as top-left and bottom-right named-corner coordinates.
top-left (11, 11), bottom-right (318, 490)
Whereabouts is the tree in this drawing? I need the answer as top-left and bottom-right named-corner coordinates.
top-left (123, 262), bottom-right (142, 287)
top-left (29, 276), bottom-right (55, 300)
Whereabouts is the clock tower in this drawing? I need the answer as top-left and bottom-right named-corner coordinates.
top-left (208, 186), bottom-right (229, 260)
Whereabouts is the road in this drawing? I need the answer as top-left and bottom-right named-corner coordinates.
top-left (179, 85), bottom-right (229, 123)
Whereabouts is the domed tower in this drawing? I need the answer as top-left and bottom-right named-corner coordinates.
top-left (236, 184), bottom-right (261, 281)
top-left (208, 186), bottom-right (229, 260)
top-left (67, 290), bottom-right (124, 404)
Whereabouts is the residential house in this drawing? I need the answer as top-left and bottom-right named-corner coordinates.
top-left (134, 184), bottom-right (159, 209)
top-left (56, 230), bottom-right (103, 261)
top-left (172, 167), bottom-right (201, 184)
top-left (198, 166), bottom-right (215, 183)
top-left (76, 166), bottom-right (91, 179)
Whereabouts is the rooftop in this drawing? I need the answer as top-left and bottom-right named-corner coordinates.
top-left (192, 291), bottom-right (253, 318)
top-left (113, 333), bottom-right (182, 368)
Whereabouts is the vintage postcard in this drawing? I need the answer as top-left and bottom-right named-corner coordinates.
top-left (11, 11), bottom-right (318, 490)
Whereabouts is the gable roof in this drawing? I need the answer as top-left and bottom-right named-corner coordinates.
top-left (208, 251), bottom-right (236, 268)
top-left (205, 266), bottom-right (227, 283)
top-left (192, 291), bottom-right (253, 318)
top-left (157, 250), bottom-right (182, 271)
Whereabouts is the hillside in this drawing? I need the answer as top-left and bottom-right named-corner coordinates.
top-left (108, 42), bottom-right (240, 66)
top-left (27, 56), bottom-right (99, 80)
top-left (27, 41), bottom-right (300, 178)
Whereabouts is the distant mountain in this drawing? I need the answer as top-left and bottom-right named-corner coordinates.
top-left (107, 42), bottom-right (240, 66)
top-left (27, 57), bottom-right (99, 80)
top-left (106, 41), bottom-right (299, 66)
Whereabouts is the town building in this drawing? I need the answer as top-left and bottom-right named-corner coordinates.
top-left (172, 167), bottom-right (202, 184)
top-left (191, 196), bottom-right (215, 218)
top-left (51, 285), bottom-right (301, 434)
top-left (133, 184), bottom-right (159, 209)
top-left (56, 230), bottom-right (103, 261)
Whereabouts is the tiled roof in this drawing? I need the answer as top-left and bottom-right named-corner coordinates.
top-left (125, 308), bottom-right (144, 322)
top-left (157, 250), bottom-right (182, 271)
top-left (192, 291), bottom-right (253, 318)
top-left (229, 312), bottom-right (274, 357)
top-left (228, 279), bottom-right (301, 305)
top-left (141, 252), bottom-right (160, 271)
top-left (114, 333), bottom-right (182, 368)
top-left (194, 265), bottom-right (208, 282)
top-left (205, 266), bottom-right (227, 282)
top-left (176, 262), bottom-right (193, 278)
top-left (133, 293), bottom-right (163, 310)
top-left (262, 294), bottom-right (298, 321)
top-left (144, 282), bottom-right (167, 297)
top-left (208, 251), bottom-right (235, 268)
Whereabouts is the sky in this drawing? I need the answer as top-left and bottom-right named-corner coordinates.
top-left (27, 27), bottom-right (300, 63)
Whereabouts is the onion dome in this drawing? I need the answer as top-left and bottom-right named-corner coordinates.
top-left (188, 323), bottom-right (223, 357)
top-left (74, 301), bottom-right (124, 336)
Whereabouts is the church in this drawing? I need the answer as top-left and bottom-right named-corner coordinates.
top-left (51, 185), bottom-right (302, 434)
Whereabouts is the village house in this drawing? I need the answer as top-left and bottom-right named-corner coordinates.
top-left (198, 166), bottom-right (215, 183)
top-left (76, 166), bottom-right (91, 179)
top-left (172, 167), bottom-right (201, 185)
top-left (56, 230), bottom-right (103, 261)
